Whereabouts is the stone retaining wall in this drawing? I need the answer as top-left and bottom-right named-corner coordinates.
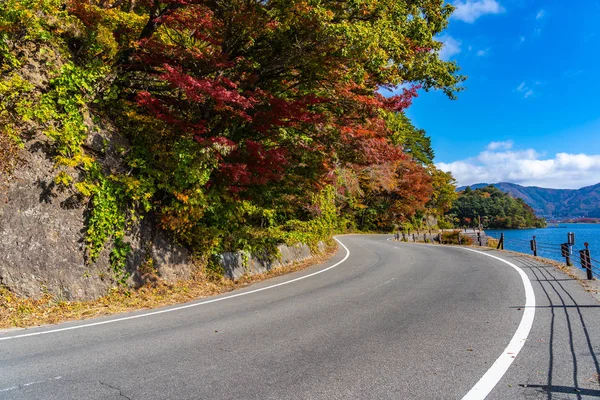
top-left (220, 242), bottom-right (327, 280)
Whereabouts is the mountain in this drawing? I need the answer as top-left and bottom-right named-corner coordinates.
top-left (456, 182), bottom-right (600, 219)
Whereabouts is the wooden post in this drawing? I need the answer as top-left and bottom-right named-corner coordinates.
top-left (580, 242), bottom-right (593, 280)
top-left (497, 233), bottom-right (504, 250)
top-left (567, 232), bottom-right (574, 266)
top-left (562, 243), bottom-right (572, 267)
top-left (531, 236), bottom-right (537, 257)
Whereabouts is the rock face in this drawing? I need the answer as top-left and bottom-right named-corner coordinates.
top-left (0, 135), bottom-right (195, 301)
top-left (0, 130), bottom-right (320, 300)
top-left (0, 40), bottom-right (317, 301)
top-left (220, 242), bottom-right (326, 280)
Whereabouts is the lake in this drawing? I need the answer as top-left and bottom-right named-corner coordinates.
top-left (486, 223), bottom-right (600, 270)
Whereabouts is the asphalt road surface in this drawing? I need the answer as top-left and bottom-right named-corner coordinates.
top-left (2, 235), bottom-right (600, 399)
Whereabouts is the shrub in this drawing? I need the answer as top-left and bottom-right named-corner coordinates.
top-left (441, 230), bottom-right (473, 245)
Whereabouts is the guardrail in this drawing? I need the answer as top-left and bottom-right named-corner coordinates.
top-left (487, 232), bottom-right (599, 280)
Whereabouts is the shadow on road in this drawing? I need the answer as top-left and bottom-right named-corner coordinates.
top-left (501, 251), bottom-right (600, 400)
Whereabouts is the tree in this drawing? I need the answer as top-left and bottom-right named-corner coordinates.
top-left (428, 167), bottom-right (458, 216)
top-left (4, 0), bottom-right (465, 257)
top-left (102, 0), bottom-right (463, 240)
top-left (386, 111), bottom-right (435, 165)
top-left (449, 186), bottom-right (546, 229)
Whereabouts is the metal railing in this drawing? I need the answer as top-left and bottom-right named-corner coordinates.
top-left (487, 232), bottom-right (600, 280)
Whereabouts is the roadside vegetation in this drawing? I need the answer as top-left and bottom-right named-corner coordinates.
top-left (0, 0), bottom-right (463, 266)
top-left (0, 0), bottom-right (552, 327)
top-left (0, 246), bottom-right (337, 329)
top-left (0, 2), bottom-right (551, 323)
top-left (0, 0), bottom-right (472, 324)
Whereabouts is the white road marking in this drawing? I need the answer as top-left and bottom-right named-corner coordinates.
top-left (0, 377), bottom-right (61, 392)
top-left (378, 278), bottom-right (395, 288)
top-left (459, 248), bottom-right (536, 400)
top-left (0, 239), bottom-right (351, 342)
top-left (388, 238), bottom-right (536, 399)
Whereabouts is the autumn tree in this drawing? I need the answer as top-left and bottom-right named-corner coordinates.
top-left (427, 167), bottom-right (457, 214)
top-left (6, 0), bottom-right (465, 255)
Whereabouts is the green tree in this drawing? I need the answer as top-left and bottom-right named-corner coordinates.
top-left (449, 186), bottom-right (546, 229)
top-left (427, 166), bottom-right (458, 220)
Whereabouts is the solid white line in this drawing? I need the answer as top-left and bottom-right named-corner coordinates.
top-left (460, 247), bottom-right (536, 400)
top-left (0, 238), bottom-right (351, 342)
top-left (390, 240), bottom-right (537, 398)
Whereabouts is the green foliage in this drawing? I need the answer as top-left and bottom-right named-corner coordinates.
top-left (85, 168), bottom-right (128, 261)
top-left (427, 166), bottom-right (458, 216)
top-left (0, 0), bottom-right (132, 279)
top-left (2, 0), bottom-right (466, 283)
top-left (0, 73), bottom-right (34, 175)
top-left (31, 61), bottom-right (111, 163)
top-left (437, 217), bottom-right (454, 230)
top-left (387, 111), bottom-right (435, 165)
top-left (449, 185), bottom-right (546, 229)
top-left (110, 238), bottom-right (131, 286)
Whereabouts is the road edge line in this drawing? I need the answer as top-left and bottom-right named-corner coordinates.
top-left (0, 238), bottom-right (351, 342)
top-left (460, 247), bottom-right (536, 400)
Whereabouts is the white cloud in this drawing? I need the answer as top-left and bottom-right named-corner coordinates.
top-left (487, 140), bottom-right (513, 151)
top-left (438, 35), bottom-right (462, 60)
top-left (515, 81), bottom-right (535, 98)
top-left (536, 9), bottom-right (546, 20)
top-left (437, 144), bottom-right (600, 189)
top-left (451, 0), bottom-right (505, 23)
top-left (476, 48), bottom-right (489, 56)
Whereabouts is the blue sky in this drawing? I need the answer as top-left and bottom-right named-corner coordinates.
top-left (408, 0), bottom-right (600, 189)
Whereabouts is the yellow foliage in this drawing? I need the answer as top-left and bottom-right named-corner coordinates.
top-left (54, 171), bottom-right (73, 187)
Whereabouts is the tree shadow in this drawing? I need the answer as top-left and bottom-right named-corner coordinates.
top-left (36, 179), bottom-right (57, 204)
top-left (507, 254), bottom-right (600, 400)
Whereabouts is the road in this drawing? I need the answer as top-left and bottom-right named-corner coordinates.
top-left (1, 235), bottom-right (600, 399)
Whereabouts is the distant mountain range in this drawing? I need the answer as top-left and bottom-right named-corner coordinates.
top-left (456, 182), bottom-right (600, 219)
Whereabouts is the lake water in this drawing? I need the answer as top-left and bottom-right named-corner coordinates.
top-left (486, 223), bottom-right (600, 269)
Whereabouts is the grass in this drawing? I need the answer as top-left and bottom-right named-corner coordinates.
top-left (0, 245), bottom-right (337, 329)
top-left (487, 237), bottom-right (499, 249)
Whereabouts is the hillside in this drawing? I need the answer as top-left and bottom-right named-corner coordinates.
top-left (449, 186), bottom-right (546, 229)
top-left (457, 182), bottom-right (600, 219)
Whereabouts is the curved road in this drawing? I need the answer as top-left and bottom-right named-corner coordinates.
top-left (2, 235), bottom-right (600, 399)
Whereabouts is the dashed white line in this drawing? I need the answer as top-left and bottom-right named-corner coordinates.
top-left (0, 238), bottom-right (350, 342)
top-left (0, 377), bottom-right (62, 392)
